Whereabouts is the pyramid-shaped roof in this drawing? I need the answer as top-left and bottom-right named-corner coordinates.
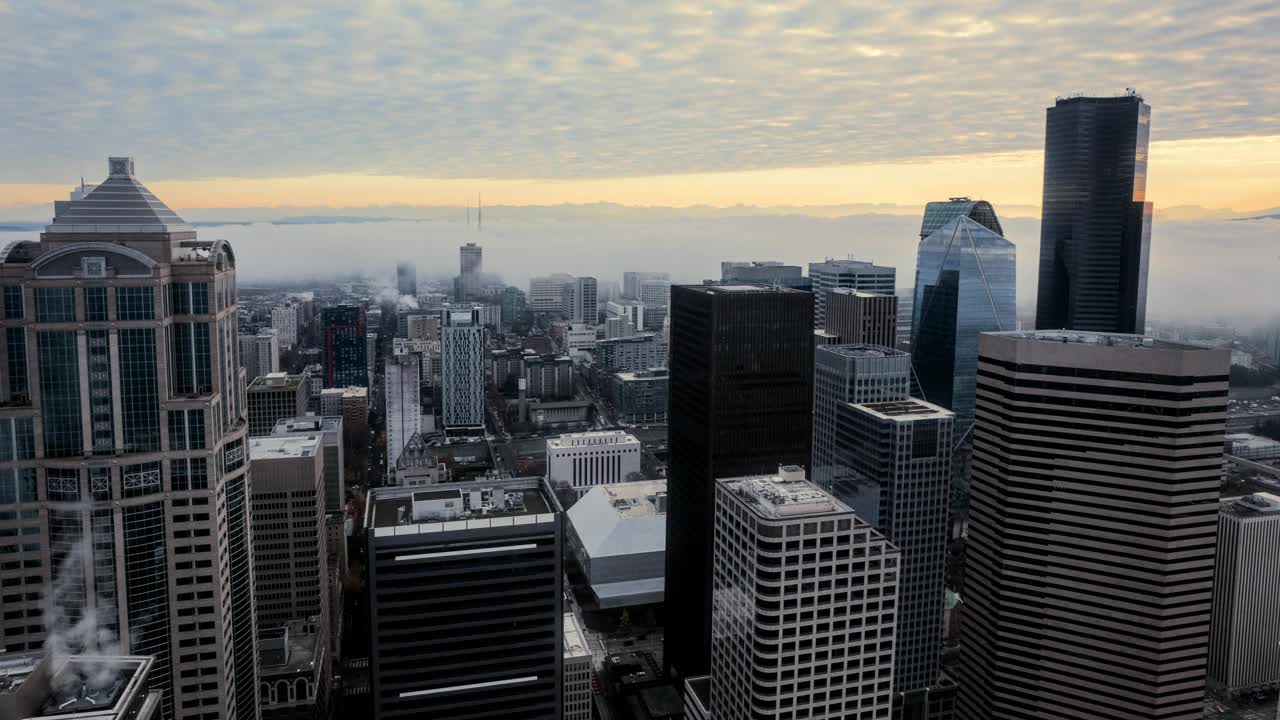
top-left (395, 431), bottom-right (436, 470)
top-left (46, 157), bottom-right (192, 234)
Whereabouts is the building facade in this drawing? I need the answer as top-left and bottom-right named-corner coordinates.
top-left (609, 368), bottom-right (669, 424)
top-left (807, 259), bottom-right (895, 330)
top-left (384, 352), bottom-right (422, 471)
top-left (320, 305), bottom-right (367, 388)
top-left (271, 304), bottom-right (298, 347)
top-left (563, 613), bottom-right (593, 720)
top-left (665, 284), bottom-right (815, 678)
top-left (1208, 493), bottom-right (1280, 696)
top-left (622, 271), bottom-right (669, 301)
top-left (824, 289), bottom-right (897, 347)
top-left (458, 243), bottom-right (483, 301)
top-left (918, 197), bottom-right (1003, 240)
top-left (522, 354), bottom-right (574, 401)
top-left (563, 276), bottom-right (598, 323)
top-left (593, 333), bottom-right (666, 372)
top-left (440, 306), bottom-right (485, 431)
top-left (637, 279), bottom-right (671, 332)
top-left (239, 328), bottom-right (280, 383)
top-left (1036, 93), bottom-right (1152, 335)
top-left (711, 469), bottom-right (899, 720)
top-left (958, 331), bottom-right (1229, 720)
top-left (561, 323), bottom-right (597, 359)
top-left (246, 372), bottom-right (310, 437)
top-left (500, 286), bottom-right (529, 333)
top-left (0, 158), bottom-right (258, 720)
top-left (396, 261), bottom-right (417, 298)
top-left (546, 430), bottom-right (642, 495)
top-left (811, 345), bottom-right (911, 493)
top-left (529, 274), bottom-right (576, 314)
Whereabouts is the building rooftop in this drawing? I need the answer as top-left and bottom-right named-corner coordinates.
top-left (614, 368), bottom-right (669, 381)
top-left (988, 330), bottom-right (1198, 352)
top-left (367, 477), bottom-right (556, 536)
top-left (854, 398), bottom-right (953, 421)
top-left (250, 434), bottom-right (321, 460)
top-left (808, 258), bottom-right (894, 273)
top-left (320, 386), bottom-right (368, 398)
top-left (1223, 492), bottom-right (1280, 518)
top-left (0, 653), bottom-right (157, 720)
top-left (568, 481), bottom-right (668, 556)
top-left (547, 430), bottom-right (640, 449)
top-left (693, 284), bottom-right (806, 294)
top-left (248, 373), bottom-right (306, 392)
top-left (828, 288), bottom-right (893, 298)
top-left (45, 157), bottom-right (194, 235)
top-left (563, 614), bottom-right (591, 661)
top-left (818, 343), bottom-right (909, 360)
top-left (718, 467), bottom-right (848, 520)
top-left (258, 621), bottom-right (321, 677)
top-left (918, 197), bottom-right (1003, 239)
top-left (1226, 433), bottom-right (1280, 451)
top-left (272, 416), bottom-right (342, 435)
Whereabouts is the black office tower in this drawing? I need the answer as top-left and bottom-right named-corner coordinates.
top-left (664, 284), bottom-right (815, 678)
top-left (1035, 93), bottom-right (1152, 334)
top-left (321, 304), bottom-right (368, 387)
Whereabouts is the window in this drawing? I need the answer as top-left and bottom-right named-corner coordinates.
top-left (46, 467), bottom-right (81, 502)
top-left (37, 331), bottom-right (81, 457)
top-left (4, 328), bottom-right (29, 405)
top-left (90, 467), bottom-right (112, 501)
top-left (223, 438), bottom-right (245, 473)
top-left (119, 329), bottom-right (160, 453)
top-left (0, 469), bottom-right (37, 504)
top-left (0, 418), bottom-right (34, 462)
top-left (34, 288), bottom-right (75, 322)
top-left (171, 458), bottom-right (209, 491)
top-left (171, 282), bottom-right (210, 315)
top-left (84, 287), bottom-right (108, 321)
top-left (122, 461), bottom-right (162, 498)
top-left (116, 286), bottom-right (155, 320)
top-left (170, 323), bottom-right (212, 396)
top-left (168, 409), bottom-right (206, 450)
top-left (3, 287), bottom-right (23, 320)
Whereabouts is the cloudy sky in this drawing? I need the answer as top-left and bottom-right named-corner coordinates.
top-left (2, 0), bottom-right (1278, 214)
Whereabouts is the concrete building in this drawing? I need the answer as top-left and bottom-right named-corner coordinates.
top-left (683, 677), bottom-right (711, 720)
top-left (958, 331), bottom-right (1230, 720)
top-left (594, 333), bottom-right (666, 372)
top-left (247, 372), bottom-right (311, 437)
top-left (0, 158), bottom-right (258, 720)
top-left (489, 347), bottom-right (525, 393)
top-left (258, 619), bottom-right (329, 720)
top-left (637, 279), bottom-right (671, 332)
top-left (365, 332), bottom-right (378, 386)
top-left (824, 288), bottom-right (897, 347)
top-left (563, 276), bottom-right (598, 323)
top-left (807, 258), bottom-right (896, 329)
top-left (610, 368), bottom-right (669, 424)
top-left (623, 271), bottom-right (669, 301)
top-left (319, 386), bottom-right (368, 452)
top-left (384, 352), bottom-right (423, 472)
top-left (563, 613), bottom-right (594, 720)
top-left (440, 306), bottom-right (486, 432)
top-left (523, 353), bottom-right (574, 401)
top-left (248, 435), bottom-right (331, 647)
top-left (833, 398), bottom-right (954, 698)
top-left (1209, 493), bottom-right (1280, 696)
top-left (272, 303), bottom-right (299, 347)
top-left (365, 478), bottom-right (564, 719)
top-left (271, 416), bottom-right (345, 514)
top-left (811, 345), bottom-right (911, 493)
top-left (529, 273), bottom-right (576, 314)
top-left (562, 323), bottom-right (597, 359)
top-left (607, 300), bottom-right (646, 334)
top-left (240, 327), bottom-right (280, 382)
top-left (720, 260), bottom-right (808, 289)
top-left (604, 316), bottom-right (635, 339)
top-left (547, 430), bottom-right (643, 496)
top-left (0, 654), bottom-right (161, 720)
top-left (321, 304), bottom-right (367, 388)
top-left (405, 313), bottom-right (438, 341)
top-left (443, 301), bottom-right (501, 330)
top-left (458, 242), bottom-right (483, 301)
top-left (566, 480), bottom-right (667, 607)
top-left (389, 431), bottom-right (447, 486)
top-left (1226, 432), bottom-right (1280, 461)
top-left (711, 468), bottom-right (899, 720)
top-left (396, 261), bottom-right (417, 298)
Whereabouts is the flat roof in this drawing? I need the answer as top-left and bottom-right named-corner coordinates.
top-left (1227, 433), bottom-right (1280, 450)
top-left (564, 613), bottom-right (591, 660)
top-left (547, 430), bottom-right (640, 449)
top-left (987, 330), bottom-right (1199, 352)
top-left (614, 368), bottom-right (668, 381)
top-left (829, 288), bottom-right (893, 298)
top-left (818, 343), bottom-right (908, 360)
top-left (854, 398), bottom-right (953, 421)
top-left (248, 373), bottom-right (306, 392)
top-left (693, 284), bottom-right (806, 293)
top-left (272, 415), bottom-right (342, 435)
top-left (1223, 492), bottom-right (1280, 518)
top-left (718, 471), bottom-right (848, 519)
top-left (368, 477), bottom-right (554, 532)
top-left (250, 434), bottom-right (321, 460)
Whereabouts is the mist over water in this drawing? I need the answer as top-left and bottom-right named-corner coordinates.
top-left (3, 214), bottom-right (1275, 325)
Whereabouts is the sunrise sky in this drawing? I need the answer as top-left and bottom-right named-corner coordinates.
top-left (2, 1), bottom-right (1278, 216)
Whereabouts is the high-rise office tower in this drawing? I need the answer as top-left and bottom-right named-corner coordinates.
top-left (500, 285), bottom-right (529, 332)
top-left (824, 288), bottom-right (897, 346)
top-left (958, 331), bottom-right (1229, 720)
top-left (911, 213), bottom-right (1016, 427)
top-left (807, 259), bottom-right (895, 330)
top-left (622, 271), bottom-right (670, 301)
top-left (365, 478), bottom-right (563, 719)
top-left (529, 273), bottom-right (576, 314)
top-left (1208, 492), bottom-right (1280, 696)
top-left (239, 327), bottom-right (280, 382)
top-left (811, 345), bottom-right (911, 493)
top-left (271, 303), bottom-right (299, 347)
top-left (458, 242), bottom-right (483, 301)
top-left (1035, 93), bottom-right (1152, 334)
top-left (246, 372), bottom-right (310, 437)
top-left (384, 351), bottom-right (422, 469)
top-left (832, 399), bottom-right (954, 694)
top-left (440, 305), bottom-right (485, 432)
top-left (0, 158), bottom-right (257, 720)
top-left (917, 197), bottom-right (1003, 240)
top-left (574, 276), bottom-right (597, 323)
top-left (396, 261), bottom-right (417, 298)
top-left (665, 284), bottom-right (814, 678)
top-left (637, 278), bottom-right (672, 332)
top-left (711, 468), bottom-right (900, 720)
top-left (321, 304), bottom-right (367, 388)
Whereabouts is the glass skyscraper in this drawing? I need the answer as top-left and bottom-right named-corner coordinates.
top-left (1036, 93), bottom-right (1152, 334)
top-left (911, 214), bottom-right (1016, 427)
top-left (321, 304), bottom-right (367, 388)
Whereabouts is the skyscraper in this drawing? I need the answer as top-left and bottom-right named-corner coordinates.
top-left (246, 372), bottom-right (310, 437)
top-left (811, 345), bottom-right (911, 493)
top-left (1035, 93), bottom-right (1152, 334)
top-left (807, 259), bottom-right (895, 330)
top-left (664, 284), bottom-right (814, 678)
top-left (500, 285), bottom-right (529, 333)
top-left (458, 242), bottom-right (483, 301)
top-left (711, 468), bottom-right (899, 720)
top-left (831, 399), bottom-right (954, 694)
top-left (958, 331), bottom-right (1229, 720)
top-left (396, 261), bottom-right (417, 298)
top-left (637, 278), bottom-right (672, 332)
top-left (562, 276), bottom-right (598, 323)
top-left (0, 157), bottom-right (257, 720)
top-left (440, 305), bottom-right (485, 432)
top-left (911, 213), bottom-right (1016, 426)
top-left (824, 288), bottom-right (897, 346)
top-left (384, 350), bottom-right (422, 469)
top-left (917, 197), bottom-right (1003, 240)
top-left (321, 304), bottom-right (367, 388)
top-left (239, 327), bottom-right (280, 382)
top-left (1208, 493), bottom-right (1280, 697)
top-left (529, 273), bottom-right (576, 314)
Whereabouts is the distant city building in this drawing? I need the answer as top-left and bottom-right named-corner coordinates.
top-left (500, 285), bottom-right (529, 332)
top-left (385, 352), bottom-right (423, 472)
top-left (272, 303), bottom-right (300, 346)
top-left (607, 300), bottom-right (646, 334)
top-left (530, 273), bottom-right (577, 314)
top-left (523, 353), bottom-right (574, 400)
top-left (320, 386), bottom-right (368, 450)
top-left (443, 301), bottom-right (501, 330)
top-left (489, 347), bottom-right (525, 392)
top-left (824, 288), bottom-right (897, 346)
top-left (1037, 94), bottom-right (1152, 334)
top-left (623, 271), bottom-right (670, 301)
top-left (604, 316), bottom-right (636, 339)
top-left (562, 322), bottom-right (597, 358)
top-left (811, 345), bottom-right (911, 493)
top-left (563, 276), bottom-right (598, 323)
top-left (1226, 432), bottom-right (1280, 461)
top-left (0, 654), bottom-right (161, 720)
top-left (566, 480), bottom-right (667, 607)
top-left (833, 398), bottom-right (954, 695)
top-left (0, 158), bottom-right (257, 720)
top-left (396, 260), bottom-right (417, 297)
top-left (807, 258), bottom-right (895, 329)
top-left (272, 416), bottom-right (346, 515)
top-left (563, 614), bottom-right (594, 720)
top-left (440, 305), bottom-right (486, 431)
top-left (958, 331), bottom-right (1229, 720)
top-left (638, 279), bottom-right (671, 331)
top-left (240, 327), bottom-right (281, 382)
top-left (365, 478), bottom-right (564, 719)
top-left (321, 304), bottom-right (368, 387)
top-left (1209, 493), bottom-right (1280, 696)
top-left (547, 430), bottom-right (643, 496)
top-left (665, 284), bottom-right (815, 678)
top-left (388, 431), bottom-right (447, 486)
top-left (594, 333), bottom-right (666, 372)
top-left (247, 372), bottom-right (311, 436)
top-left (365, 331), bottom-right (378, 384)
top-left (720, 260), bottom-right (808, 288)
top-left (711, 468), bottom-right (899, 720)
top-left (458, 242), bottom-right (483, 301)
top-left (258, 619), bottom-right (330, 720)
top-left (610, 368), bottom-right (669, 424)
top-left (912, 212), bottom-right (1016, 426)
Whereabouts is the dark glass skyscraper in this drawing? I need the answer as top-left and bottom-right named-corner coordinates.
top-left (664, 284), bottom-right (814, 678)
top-left (321, 304), bottom-right (367, 388)
top-left (1035, 93), bottom-right (1152, 334)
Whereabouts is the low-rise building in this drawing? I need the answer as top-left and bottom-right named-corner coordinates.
top-left (566, 480), bottom-right (667, 607)
top-left (524, 353), bottom-right (574, 400)
top-left (594, 333), bottom-right (666, 372)
top-left (610, 368), bottom-right (668, 424)
top-left (0, 654), bottom-right (161, 720)
top-left (547, 430), bottom-right (643, 496)
top-left (247, 372), bottom-right (311, 437)
top-left (258, 619), bottom-right (330, 720)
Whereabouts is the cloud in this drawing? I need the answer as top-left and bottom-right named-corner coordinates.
top-left (0, 0), bottom-right (1277, 184)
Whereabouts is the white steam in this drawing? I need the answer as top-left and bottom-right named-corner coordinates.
top-left (43, 508), bottom-right (124, 692)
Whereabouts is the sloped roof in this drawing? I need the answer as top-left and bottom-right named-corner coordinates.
top-left (919, 198), bottom-right (1003, 239)
top-left (46, 157), bottom-right (193, 234)
top-left (567, 481), bottom-right (666, 559)
top-left (395, 431), bottom-right (437, 470)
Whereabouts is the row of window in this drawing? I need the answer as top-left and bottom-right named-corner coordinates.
top-left (2, 283), bottom-right (210, 322)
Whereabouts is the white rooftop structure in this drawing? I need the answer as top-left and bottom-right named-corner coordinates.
top-left (565, 480), bottom-right (667, 608)
top-left (720, 466), bottom-right (847, 519)
top-left (250, 434), bottom-right (321, 460)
